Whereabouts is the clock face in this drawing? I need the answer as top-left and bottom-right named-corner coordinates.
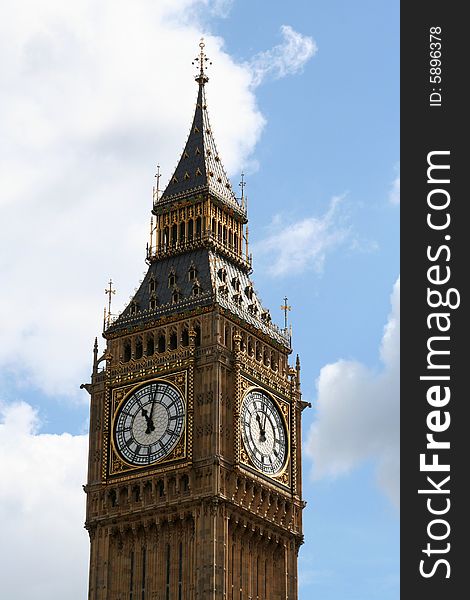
top-left (241, 389), bottom-right (287, 475)
top-left (113, 380), bottom-right (185, 466)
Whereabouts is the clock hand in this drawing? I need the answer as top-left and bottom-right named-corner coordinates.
top-left (145, 386), bottom-right (159, 434)
top-left (262, 409), bottom-right (267, 432)
top-left (141, 407), bottom-right (155, 433)
top-left (256, 413), bottom-right (266, 442)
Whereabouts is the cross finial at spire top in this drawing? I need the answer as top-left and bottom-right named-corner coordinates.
top-left (153, 164), bottom-right (161, 206)
top-left (239, 172), bottom-right (247, 208)
top-left (239, 172), bottom-right (246, 197)
top-left (104, 278), bottom-right (116, 329)
top-left (192, 38), bottom-right (212, 84)
top-left (280, 296), bottom-right (292, 331)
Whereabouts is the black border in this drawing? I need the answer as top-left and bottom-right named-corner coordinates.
top-left (401, 4), bottom-right (468, 597)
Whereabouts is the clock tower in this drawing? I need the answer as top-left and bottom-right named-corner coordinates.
top-left (84, 41), bottom-right (307, 600)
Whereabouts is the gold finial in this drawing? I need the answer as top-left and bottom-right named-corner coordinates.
top-left (149, 216), bottom-right (154, 258)
top-left (192, 37), bottom-right (211, 84)
top-left (280, 297), bottom-right (292, 330)
top-left (239, 172), bottom-right (246, 208)
top-left (153, 164), bottom-right (161, 207)
top-left (93, 337), bottom-right (99, 374)
top-left (104, 278), bottom-right (116, 329)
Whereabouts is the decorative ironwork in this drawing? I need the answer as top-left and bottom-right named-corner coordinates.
top-left (104, 279), bottom-right (116, 329)
top-left (280, 297), bottom-right (291, 331)
top-left (192, 38), bottom-right (211, 84)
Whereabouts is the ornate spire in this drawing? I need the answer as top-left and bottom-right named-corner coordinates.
top-left (193, 38), bottom-right (211, 85)
top-left (154, 40), bottom-right (244, 216)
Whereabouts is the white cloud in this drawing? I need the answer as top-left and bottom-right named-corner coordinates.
top-left (306, 278), bottom-right (400, 507)
top-left (0, 3), bottom-right (317, 399)
top-left (389, 175), bottom-right (400, 205)
top-left (248, 25), bottom-right (317, 86)
top-left (0, 401), bottom-right (89, 599)
top-left (0, 2), bottom-right (316, 399)
top-left (254, 195), bottom-right (349, 276)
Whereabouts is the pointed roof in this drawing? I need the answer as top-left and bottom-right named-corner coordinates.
top-left (155, 43), bottom-right (244, 217)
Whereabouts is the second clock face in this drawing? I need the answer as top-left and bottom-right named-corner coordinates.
top-left (241, 389), bottom-right (287, 475)
top-left (114, 380), bottom-right (185, 466)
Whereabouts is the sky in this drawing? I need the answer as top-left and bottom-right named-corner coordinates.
top-left (0, 1), bottom-right (399, 598)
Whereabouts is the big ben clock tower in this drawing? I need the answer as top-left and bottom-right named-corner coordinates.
top-left (84, 41), bottom-right (308, 600)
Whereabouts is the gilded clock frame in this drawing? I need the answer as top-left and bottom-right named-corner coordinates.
top-left (105, 369), bottom-right (191, 480)
top-left (238, 375), bottom-right (291, 487)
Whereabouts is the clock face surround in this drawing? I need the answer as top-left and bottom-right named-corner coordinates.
top-left (113, 380), bottom-right (185, 466)
top-left (241, 389), bottom-right (287, 476)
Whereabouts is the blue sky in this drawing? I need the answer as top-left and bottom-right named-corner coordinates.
top-left (0, 1), bottom-right (399, 598)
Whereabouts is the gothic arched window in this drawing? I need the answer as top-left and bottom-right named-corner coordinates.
top-left (135, 337), bottom-right (143, 359)
top-left (146, 334), bottom-right (154, 356)
top-left (263, 349), bottom-right (269, 367)
top-left (271, 351), bottom-right (278, 371)
top-left (123, 340), bottom-right (131, 362)
top-left (163, 226), bottom-right (169, 250)
top-left (157, 334), bottom-right (166, 353)
top-left (194, 324), bottom-right (201, 347)
top-left (188, 266), bottom-right (197, 281)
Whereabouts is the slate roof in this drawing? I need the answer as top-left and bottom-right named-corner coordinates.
top-left (156, 80), bottom-right (244, 215)
top-left (106, 249), bottom-right (290, 348)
